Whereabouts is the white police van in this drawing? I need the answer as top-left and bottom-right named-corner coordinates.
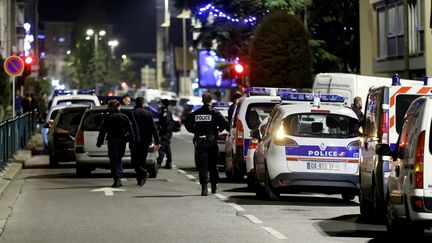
top-left (359, 76), bottom-right (432, 221)
top-left (225, 87), bottom-right (291, 181)
top-left (50, 89), bottom-right (100, 108)
top-left (377, 96), bottom-right (432, 236)
top-left (253, 93), bottom-right (360, 200)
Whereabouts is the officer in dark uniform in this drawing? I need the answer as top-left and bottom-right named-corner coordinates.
top-left (157, 99), bottom-right (174, 169)
top-left (228, 91), bottom-right (242, 126)
top-left (131, 97), bottom-right (161, 186)
top-left (185, 93), bottom-right (228, 196)
top-left (97, 100), bottom-right (135, 187)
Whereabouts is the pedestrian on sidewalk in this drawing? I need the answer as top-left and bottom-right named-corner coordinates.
top-left (131, 97), bottom-right (160, 186)
top-left (97, 100), bottom-right (135, 187)
top-left (185, 93), bottom-right (228, 196)
top-left (157, 99), bottom-right (174, 169)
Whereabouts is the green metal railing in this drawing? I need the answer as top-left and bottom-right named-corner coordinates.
top-left (0, 112), bottom-right (37, 170)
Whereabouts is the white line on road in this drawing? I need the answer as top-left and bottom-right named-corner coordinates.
top-left (262, 227), bottom-right (287, 240)
top-left (215, 193), bottom-right (228, 201)
top-left (90, 187), bottom-right (126, 196)
top-left (228, 203), bottom-right (245, 212)
top-left (244, 214), bottom-right (263, 224)
top-left (177, 169), bottom-right (187, 174)
top-left (186, 175), bottom-right (196, 180)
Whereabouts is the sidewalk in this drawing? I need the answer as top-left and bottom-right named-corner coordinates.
top-left (0, 134), bottom-right (42, 198)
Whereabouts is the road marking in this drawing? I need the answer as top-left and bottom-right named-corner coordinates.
top-left (244, 214), bottom-right (263, 224)
top-left (215, 193), bottom-right (228, 201)
top-left (228, 203), bottom-right (245, 212)
top-left (91, 187), bottom-right (126, 196)
top-left (186, 174), bottom-right (196, 180)
top-left (177, 169), bottom-right (187, 174)
top-left (262, 227), bottom-right (287, 240)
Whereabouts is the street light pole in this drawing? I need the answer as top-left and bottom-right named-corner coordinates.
top-left (94, 32), bottom-right (98, 93)
top-left (182, 17), bottom-right (187, 96)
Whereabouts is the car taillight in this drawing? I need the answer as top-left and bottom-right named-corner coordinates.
top-left (381, 111), bottom-right (389, 144)
top-left (415, 131), bottom-right (425, 189)
top-left (54, 127), bottom-right (70, 137)
top-left (249, 138), bottom-right (259, 149)
top-left (236, 119), bottom-right (244, 147)
top-left (347, 140), bottom-right (360, 149)
top-left (75, 129), bottom-right (84, 146)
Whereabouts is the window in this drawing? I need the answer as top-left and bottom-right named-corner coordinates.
top-left (395, 94), bottom-right (422, 134)
top-left (245, 103), bottom-right (277, 129)
top-left (282, 113), bottom-right (359, 138)
top-left (377, 8), bottom-right (387, 58)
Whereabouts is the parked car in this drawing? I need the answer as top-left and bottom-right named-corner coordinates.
top-left (383, 96), bottom-right (432, 236)
top-left (212, 102), bottom-right (231, 170)
top-left (49, 89), bottom-right (100, 109)
top-left (359, 81), bottom-right (432, 221)
top-left (47, 105), bottom-right (89, 166)
top-left (42, 104), bottom-right (68, 152)
top-left (254, 94), bottom-right (360, 200)
top-left (75, 106), bottom-right (158, 177)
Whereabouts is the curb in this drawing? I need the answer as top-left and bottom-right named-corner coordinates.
top-left (0, 150), bottom-right (32, 198)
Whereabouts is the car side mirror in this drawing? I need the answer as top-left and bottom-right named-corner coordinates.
top-left (375, 143), bottom-right (391, 156)
top-left (250, 129), bottom-right (261, 140)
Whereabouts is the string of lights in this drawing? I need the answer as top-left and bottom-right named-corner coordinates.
top-left (197, 3), bottom-right (257, 25)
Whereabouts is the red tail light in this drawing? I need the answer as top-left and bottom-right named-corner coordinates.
top-left (75, 129), bottom-right (84, 146)
top-left (236, 119), bottom-right (244, 147)
top-left (415, 131), bottom-right (425, 189)
top-left (381, 111), bottom-right (389, 144)
top-left (249, 138), bottom-right (259, 149)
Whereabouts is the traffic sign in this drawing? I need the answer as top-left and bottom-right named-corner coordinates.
top-left (4, 56), bottom-right (24, 77)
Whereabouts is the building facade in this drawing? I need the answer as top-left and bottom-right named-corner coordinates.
top-left (360, 0), bottom-right (432, 78)
top-left (42, 21), bottom-right (74, 84)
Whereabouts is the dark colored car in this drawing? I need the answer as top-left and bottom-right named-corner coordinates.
top-left (47, 105), bottom-right (88, 167)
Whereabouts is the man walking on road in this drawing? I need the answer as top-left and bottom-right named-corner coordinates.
top-left (97, 100), bottom-right (135, 187)
top-left (157, 99), bottom-right (174, 169)
top-left (185, 93), bottom-right (228, 196)
top-left (131, 97), bottom-right (160, 186)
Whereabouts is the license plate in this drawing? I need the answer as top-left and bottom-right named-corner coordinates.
top-left (307, 162), bottom-right (339, 171)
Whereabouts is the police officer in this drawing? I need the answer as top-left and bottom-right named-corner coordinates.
top-left (131, 97), bottom-right (161, 186)
top-left (228, 91), bottom-right (242, 126)
top-left (351, 96), bottom-right (364, 125)
top-left (185, 93), bottom-right (228, 196)
top-left (97, 100), bottom-right (135, 187)
top-left (157, 99), bottom-right (174, 169)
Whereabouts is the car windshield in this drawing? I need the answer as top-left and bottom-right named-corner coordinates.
top-left (57, 110), bottom-right (86, 130)
top-left (245, 103), bottom-right (277, 129)
top-left (57, 100), bottom-right (95, 106)
top-left (282, 113), bottom-right (359, 138)
top-left (50, 110), bottom-right (59, 120)
top-left (81, 109), bottom-right (134, 131)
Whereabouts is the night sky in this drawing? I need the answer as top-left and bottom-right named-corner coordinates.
top-left (39, 0), bottom-right (156, 54)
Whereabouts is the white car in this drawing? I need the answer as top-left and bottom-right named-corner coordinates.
top-left (42, 104), bottom-right (68, 151)
top-left (75, 106), bottom-right (158, 177)
top-left (212, 102), bottom-right (231, 170)
top-left (50, 90), bottom-right (100, 108)
top-left (384, 96), bottom-right (432, 236)
top-left (254, 93), bottom-right (360, 200)
top-left (225, 87), bottom-right (281, 181)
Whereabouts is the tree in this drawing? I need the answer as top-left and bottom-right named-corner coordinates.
top-left (249, 11), bottom-right (312, 88)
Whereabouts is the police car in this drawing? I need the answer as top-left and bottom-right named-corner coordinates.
top-left (253, 93), bottom-right (360, 200)
top-left (359, 76), bottom-right (432, 221)
top-left (212, 102), bottom-right (231, 169)
top-left (49, 89), bottom-right (100, 108)
top-left (225, 87), bottom-right (282, 181)
top-left (378, 96), bottom-right (432, 236)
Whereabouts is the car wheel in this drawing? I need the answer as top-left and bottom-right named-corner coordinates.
top-left (147, 160), bottom-right (158, 178)
top-left (49, 154), bottom-right (58, 167)
top-left (386, 194), bottom-right (405, 236)
top-left (263, 163), bottom-right (279, 201)
top-left (76, 165), bottom-right (91, 177)
top-left (255, 171), bottom-right (266, 199)
top-left (342, 193), bottom-right (356, 202)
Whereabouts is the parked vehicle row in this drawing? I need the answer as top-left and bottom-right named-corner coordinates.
top-left (223, 74), bottom-right (432, 237)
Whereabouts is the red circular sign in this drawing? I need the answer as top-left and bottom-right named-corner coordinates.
top-left (4, 56), bottom-right (25, 77)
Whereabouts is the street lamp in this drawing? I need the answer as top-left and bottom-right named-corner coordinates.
top-left (86, 28), bottom-right (106, 94)
top-left (108, 40), bottom-right (119, 59)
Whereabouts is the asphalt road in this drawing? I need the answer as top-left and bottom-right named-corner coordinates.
top-left (0, 129), bottom-right (431, 242)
